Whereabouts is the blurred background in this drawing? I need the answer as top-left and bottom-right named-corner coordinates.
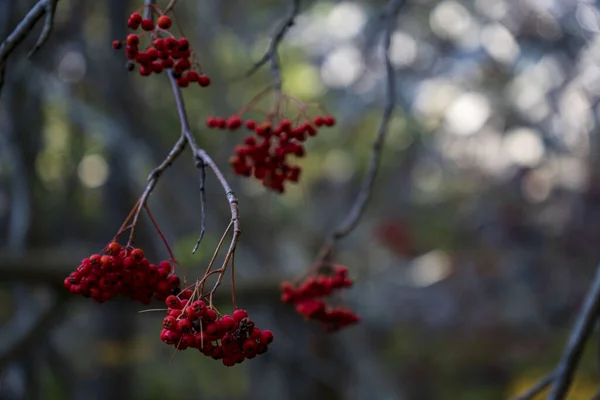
top-left (2, 0), bottom-right (600, 399)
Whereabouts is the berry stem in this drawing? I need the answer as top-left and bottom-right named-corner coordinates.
top-left (127, 135), bottom-right (187, 246)
top-left (199, 221), bottom-right (233, 295)
top-left (166, 70), bottom-right (242, 307)
top-left (230, 251), bottom-right (237, 309)
top-left (144, 204), bottom-right (186, 284)
top-left (236, 85), bottom-right (274, 117)
top-left (114, 199), bottom-right (140, 240)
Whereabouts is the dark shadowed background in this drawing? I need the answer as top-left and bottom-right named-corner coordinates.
top-left (2, 0), bottom-right (600, 399)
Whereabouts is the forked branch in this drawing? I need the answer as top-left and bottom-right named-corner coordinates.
top-left (243, 0), bottom-right (301, 95)
top-left (0, 0), bottom-right (60, 92)
top-left (317, 0), bottom-right (405, 262)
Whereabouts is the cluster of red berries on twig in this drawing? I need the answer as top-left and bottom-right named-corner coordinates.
top-left (281, 264), bottom-right (359, 332)
top-left (112, 11), bottom-right (210, 88)
top-left (63, 242), bottom-right (181, 304)
top-left (160, 291), bottom-right (274, 366)
top-left (205, 114), bottom-right (335, 193)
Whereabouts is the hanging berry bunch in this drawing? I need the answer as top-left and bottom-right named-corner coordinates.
top-left (206, 89), bottom-right (336, 193)
top-left (160, 287), bottom-right (274, 367)
top-left (64, 199), bottom-right (184, 304)
top-left (64, 243), bottom-right (181, 304)
top-left (280, 264), bottom-right (359, 332)
top-left (112, 7), bottom-right (210, 88)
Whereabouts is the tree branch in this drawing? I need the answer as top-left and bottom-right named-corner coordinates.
top-left (511, 371), bottom-right (556, 400)
top-left (547, 265), bottom-right (600, 399)
top-left (128, 135), bottom-right (187, 244)
top-left (0, 0), bottom-right (61, 92)
top-left (317, 0), bottom-right (405, 261)
top-left (167, 72), bottom-right (241, 277)
top-left (243, 0), bottom-right (301, 95)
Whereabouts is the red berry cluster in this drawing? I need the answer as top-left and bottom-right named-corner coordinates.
top-left (205, 115), bottom-right (335, 193)
top-left (281, 264), bottom-right (359, 332)
top-left (63, 242), bottom-right (181, 304)
top-left (112, 12), bottom-right (210, 87)
top-left (160, 292), bottom-right (274, 366)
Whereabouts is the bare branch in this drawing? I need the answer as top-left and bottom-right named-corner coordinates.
top-left (317, 0), bottom-right (405, 260)
top-left (27, 0), bottom-right (59, 58)
top-left (167, 71), bottom-right (241, 300)
top-left (192, 161), bottom-right (207, 254)
top-left (0, 0), bottom-right (61, 92)
top-left (144, 0), bottom-right (155, 20)
top-left (547, 265), bottom-right (600, 399)
top-left (511, 371), bottom-right (556, 400)
top-left (243, 0), bottom-right (301, 94)
top-left (128, 135), bottom-right (187, 245)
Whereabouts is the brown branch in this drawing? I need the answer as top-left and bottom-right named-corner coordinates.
top-left (166, 71), bottom-right (241, 301)
top-left (192, 161), bottom-right (207, 254)
top-left (511, 371), bottom-right (556, 400)
top-left (242, 0), bottom-right (301, 95)
top-left (547, 265), bottom-right (600, 399)
top-left (0, 0), bottom-right (61, 92)
top-left (515, 265), bottom-right (600, 399)
top-left (317, 0), bottom-right (405, 261)
top-left (127, 135), bottom-right (187, 245)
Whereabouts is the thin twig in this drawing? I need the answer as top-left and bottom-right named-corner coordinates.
top-left (548, 265), bottom-right (600, 400)
top-left (192, 159), bottom-right (207, 254)
top-left (316, 0), bottom-right (404, 263)
top-left (0, 0), bottom-right (61, 92)
top-left (167, 71), bottom-right (241, 304)
top-left (242, 0), bottom-right (301, 95)
top-left (511, 371), bottom-right (556, 400)
top-left (27, 0), bottom-right (59, 58)
top-left (127, 135), bottom-right (187, 245)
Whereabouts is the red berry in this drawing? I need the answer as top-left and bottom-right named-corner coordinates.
top-left (313, 116), bottom-right (325, 126)
top-left (157, 15), bottom-right (172, 30)
top-left (141, 18), bottom-right (155, 31)
top-left (162, 58), bottom-right (174, 69)
top-left (232, 309), bottom-right (249, 323)
top-left (164, 37), bottom-right (177, 49)
top-left (112, 40), bottom-right (122, 50)
top-left (219, 315), bottom-right (236, 332)
top-left (198, 75), bottom-right (210, 87)
top-left (242, 339), bottom-right (257, 353)
top-left (126, 34), bottom-right (139, 46)
top-left (163, 315), bottom-right (177, 330)
top-left (206, 117), bottom-right (219, 128)
top-left (245, 120), bottom-right (256, 130)
top-left (166, 295), bottom-right (182, 309)
top-left (176, 76), bottom-right (189, 87)
top-left (323, 116), bottom-right (336, 126)
top-left (187, 70), bottom-right (199, 82)
top-left (129, 13), bottom-right (142, 25)
top-left (167, 275), bottom-right (180, 288)
top-left (204, 308), bottom-right (217, 322)
top-left (106, 242), bottom-right (121, 255)
top-left (177, 318), bottom-right (192, 333)
top-left (131, 248), bottom-right (144, 260)
top-left (177, 38), bottom-right (190, 50)
top-left (260, 330), bottom-right (274, 345)
top-left (128, 13), bottom-right (142, 29)
top-left (227, 116), bottom-right (242, 130)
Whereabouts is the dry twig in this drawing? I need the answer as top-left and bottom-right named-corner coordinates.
top-left (243, 0), bottom-right (301, 95)
top-left (0, 0), bottom-right (61, 92)
top-left (316, 0), bottom-right (405, 263)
